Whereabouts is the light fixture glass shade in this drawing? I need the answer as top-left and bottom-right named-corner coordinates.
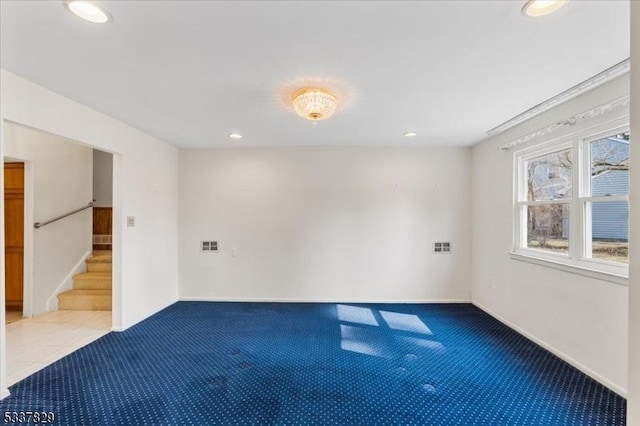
top-left (65, 1), bottom-right (111, 23)
top-left (291, 87), bottom-right (338, 121)
top-left (522, 0), bottom-right (566, 17)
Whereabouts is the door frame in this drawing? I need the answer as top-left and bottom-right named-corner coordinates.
top-left (4, 157), bottom-right (34, 318)
top-left (1, 118), bottom-right (124, 400)
top-left (1, 121), bottom-right (121, 330)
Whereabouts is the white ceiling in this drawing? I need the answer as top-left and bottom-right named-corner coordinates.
top-left (0, 1), bottom-right (630, 148)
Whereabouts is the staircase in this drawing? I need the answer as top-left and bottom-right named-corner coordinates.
top-left (57, 251), bottom-right (112, 311)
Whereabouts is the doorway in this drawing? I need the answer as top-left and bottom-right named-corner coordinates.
top-left (2, 123), bottom-right (118, 385)
top-left (92, 149), bottom-right (113, 252)
top-left (3, 162), bottom-right (24, 324)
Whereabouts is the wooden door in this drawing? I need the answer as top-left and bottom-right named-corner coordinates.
top-left (4, 163), bottom-right (24, 311)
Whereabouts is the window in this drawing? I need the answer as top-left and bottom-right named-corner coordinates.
top-left (514, 123), bottom-right (629, 280)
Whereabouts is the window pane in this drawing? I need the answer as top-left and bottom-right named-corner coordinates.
top-left (526, 148), bottom-right (572, 201)
top-left (588, 201), bottom-right (629, 264)
top-left (526, 204), bottom-right (569, 254)
top-left (590, 132), bottom-right (630, 197)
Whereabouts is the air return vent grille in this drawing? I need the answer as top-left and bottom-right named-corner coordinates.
top-left (433, 242), bottom-right (451, 254)
top-left (93, 234), bottom-right (112, 246)
top-left (201, 241), bottom-right (218, 252)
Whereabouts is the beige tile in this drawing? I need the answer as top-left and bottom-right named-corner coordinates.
top-left (5, 310), bottom-right (23, 325)
top-left (6, 310), bottom-right (111, 386)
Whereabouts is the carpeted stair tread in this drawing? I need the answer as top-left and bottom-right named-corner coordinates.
top-left (73, 272), bottom-right (112, 280)
top-left (59, 289), bottom-right (111, 296)
top-left (57, 289), bottom-right (112, 311)
top-left (86, 262), bottom-right (111, 272)
top-left (86, 254), bottom-right (112, 264)
top-left (72, 272), bottom-right (112, 290)
top-left (59, 252), bottom-right (113, 309)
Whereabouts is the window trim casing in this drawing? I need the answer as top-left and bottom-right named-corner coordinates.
top-left (512, 118), bottom-right (629, 284)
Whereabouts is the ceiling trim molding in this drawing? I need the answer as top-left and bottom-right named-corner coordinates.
top-left (487, 58), bottom-right (630, 138)
top-left (497, 95), bottom-right (630, 151)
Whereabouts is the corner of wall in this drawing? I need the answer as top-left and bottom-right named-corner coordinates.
top-left (468, 74), bottom-right (631, 394)
top-left (626, 0), bottom-right (640, 422)
top-left (474, 301), bottom-right (627, 397)
top-left (0, 121), bottom-right (7, 402)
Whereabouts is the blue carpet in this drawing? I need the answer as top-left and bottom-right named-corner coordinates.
top-left (0, 302), bottom-right (626, 425)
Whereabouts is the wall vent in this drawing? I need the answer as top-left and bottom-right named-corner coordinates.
top-left (201, 241), bottom-right (219, 252)
top-left (93, 234), bottom-right (112, 246)
top-left (433, 242), bottom-right (451, 254)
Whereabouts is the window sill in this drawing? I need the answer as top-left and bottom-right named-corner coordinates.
top-left (509, 251), bottom-right (628, 286)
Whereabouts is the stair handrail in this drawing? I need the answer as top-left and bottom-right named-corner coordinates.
top-left (34, 201), bottom-right (94, 229)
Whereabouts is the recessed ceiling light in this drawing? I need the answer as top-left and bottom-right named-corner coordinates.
top-left (403, 132), bottom-right (418, 138)
top-left (228, 133), bottom-right (243, 139)
top-left (64, 1), bottom-right (111, 24)
top-left (522, 0), bottom-right (566, 18)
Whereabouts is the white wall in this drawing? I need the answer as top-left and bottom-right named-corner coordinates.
top-left (93, 149), bottom-right (113, 207)
top-left (0, 70), bottom-right (179, 399)
top-left (4, 123), bottom-right (93, 316)
top-left (0, 90), bottom-right (6, 400)
top-left (471, 75), bottom-right (630, 395)
top-left (627, 1), bottom-right (640, 422)
top-left (179, 147), bottom-right (471, 302)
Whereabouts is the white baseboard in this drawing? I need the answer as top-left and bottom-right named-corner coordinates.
top-left (472, 301), bottom-right (627, 398)
top-left (179, 296), bottom-right (471, 304)
top-left (45, 251), bottom-right (91, 312)
top-left (1, 388), bottom-right (10, 400)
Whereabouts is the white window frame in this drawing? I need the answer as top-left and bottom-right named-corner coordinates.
top-left (511, 119), bottom-right (629, 285)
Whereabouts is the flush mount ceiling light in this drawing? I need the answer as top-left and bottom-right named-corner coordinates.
top-left (291, 87), bottom-right (339, 121)
top-left (64, 1), bottom-right (111, 24)
top-left (228, 133), bottom-right (243, 139)
top-left (403, 132), bottom-right (418, 138)
top-left (522, 0), bottom-right (566, 17)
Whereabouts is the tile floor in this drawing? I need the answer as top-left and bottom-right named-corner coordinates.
top-left (5, 311), bottom-right (23, 325)
top-left (5, 310), bottom-right (111, 385)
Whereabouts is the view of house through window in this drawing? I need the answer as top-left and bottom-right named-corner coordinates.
top-left (525, 147), bottom-right (572, 255)
top-left (515, 126), bottom-right (630, 275)
top-left (587, 132), bottom-right (629, 264)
